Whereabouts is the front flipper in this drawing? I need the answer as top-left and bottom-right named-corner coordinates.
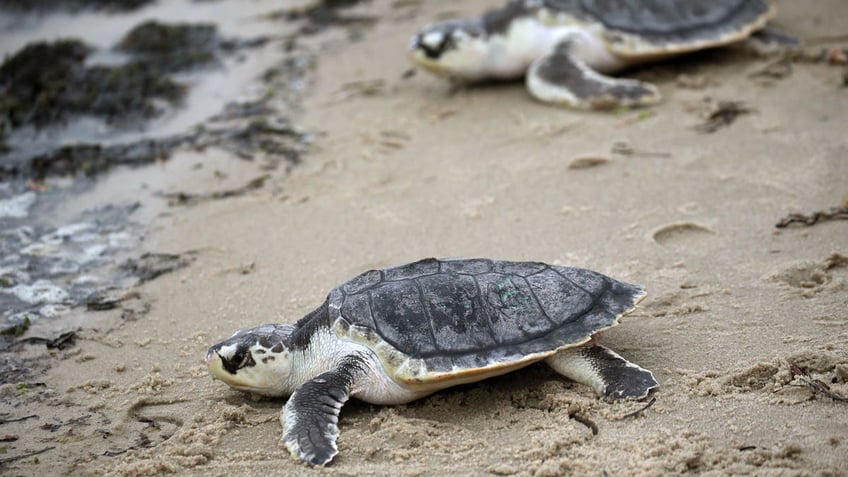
top-left (282, 359), bottom-right (363, 466)
top-left (546, 345), bottom-right (658, 399)
top-left (527, 41), bottom-right (660, 110)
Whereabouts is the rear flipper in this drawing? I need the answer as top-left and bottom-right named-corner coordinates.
top-left (526, 40), bottom-right (660, 110)
top-left (745, 26), bottom-right (802, 54)
top-left (546, 344), bottom-right (658, 399)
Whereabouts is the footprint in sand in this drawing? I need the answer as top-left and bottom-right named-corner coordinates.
top-left (651, 222), bottom-right (716, 247)
top-left (360, 129), bottom-right (412, 159)
top-left (642, 289), bottom-right (711, 318)
top-left (103, 398), bottom-right (186, 456)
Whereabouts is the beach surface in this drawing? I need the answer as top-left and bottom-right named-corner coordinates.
top-left (1, 1), bottom-right (847, 475)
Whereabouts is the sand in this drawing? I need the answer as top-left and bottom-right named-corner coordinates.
top-left (1, 0), bottom-right (847, 475)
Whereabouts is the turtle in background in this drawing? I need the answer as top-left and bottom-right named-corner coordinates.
top-left (206, 258), bottom-right (657, 466)
top-left (408, 0), bottom-right (794, 109)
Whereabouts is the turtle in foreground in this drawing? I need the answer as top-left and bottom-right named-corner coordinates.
top-left (408, 0), bottom-right (789, 109)
top-left (206, 258), bottom-right (657, 466)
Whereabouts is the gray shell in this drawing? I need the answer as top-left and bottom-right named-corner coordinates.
top-left (484, 0), bottom-right (771, 52)
top-left (328, 258), bottom-right (644, 373)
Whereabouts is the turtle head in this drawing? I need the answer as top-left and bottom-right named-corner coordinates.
top-left (408, 19), bottom-right (490, 81)
top-left (206, 324), bottom-right (296, 397)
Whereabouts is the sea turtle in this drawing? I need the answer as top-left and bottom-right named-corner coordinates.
top-left (206, 258), bottom-right (657, 466)
top-left (408, 0), bottom-right (787, 109)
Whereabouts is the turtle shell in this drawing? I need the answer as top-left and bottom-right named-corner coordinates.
top-left (327, 258), bottom-right (645, 384)
top-left (542, 0), bottom-right (774, 57)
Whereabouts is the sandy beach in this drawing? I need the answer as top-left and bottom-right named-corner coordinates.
top-left (1, 0), bottom-right (847, 475)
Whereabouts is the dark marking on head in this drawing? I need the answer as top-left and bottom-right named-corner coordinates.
top-left (254, 349), bottom-right (266, 355)
top-left (413, 27), bottom-right (457, 59)
top-left (413, 15), bottom-right (487, 60)
top-left (271, 343), bottom-right (284, 353)
top-left (218, 346), bottom-right (256, 375)
top-left (262, 356), bottom-right (276, 364)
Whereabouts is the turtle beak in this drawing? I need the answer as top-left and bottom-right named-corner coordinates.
top-left (205, 349), bottom-right (224, 376)
top-left (205, 344), bottom-right (235, 381)
top-left (206, 351), bottom-right (243, 389)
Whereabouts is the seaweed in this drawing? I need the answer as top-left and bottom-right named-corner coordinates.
top-left (276, 0), bottom-right (377, 35)
top-left (163, 174), bottom-right (271, 206)
top-left (0, 39), bottom-right (186, 130)
top-left (694, 101), bottom-right (753, 133)
top-left (0, 22), bottom-right (227, 134)
top-left (0, 0), bottom-right (151, 12)
top-left (0, 446), bottom-right (55, 467)
top-left (775, 205), bottom-right (848, 228)
top-left (0, 20), bottom-right (282, 180)
top-left (117, 21), bottom-right (221, 72)
top-left (120, 253), bottom-right (192, 284)
top-left (0, 40), bottom-right (92, 129)
top-left (23, 136), bottom-right (190, 179)
top-left (0, 317), bottom-right (30, 338)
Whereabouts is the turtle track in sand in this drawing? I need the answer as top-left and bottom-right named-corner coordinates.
top-left (682, 345), bottom-right (848, 403)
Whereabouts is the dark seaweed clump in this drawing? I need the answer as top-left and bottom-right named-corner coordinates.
top-left (0, 39), bottom-right (186, 131)
top-left (282, 0), bottom-right (377, 35)
top-left (0, 21), bottom-right (232, 178)
top-left (0, 0), bottom-right (152, 12)
top-left (2, 136), bottom-right (192, 180)
top-left (0, 19), bottom-right (305, 181)
top-left (0, 22), bottom-right (224, 131)
top-left (118, 21), bottom-right (221, 72)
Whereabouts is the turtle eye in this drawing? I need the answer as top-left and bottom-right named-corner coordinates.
top-left (234, 349), bottom-right (255, 369)
top-left (447, 30), bottom-right (463, 47)
top-left (241, 350), bottom-right (256, 368)
top-left (438, 30), bottom-right (461, 54)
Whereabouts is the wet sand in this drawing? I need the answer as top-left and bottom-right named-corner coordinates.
top-left (1, 0), bottom-right (847, 475)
